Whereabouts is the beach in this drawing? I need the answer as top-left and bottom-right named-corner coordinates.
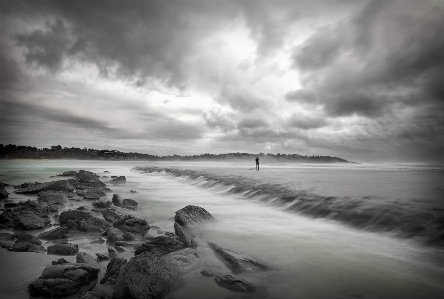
top-left (1, 160), bottom-right (444, 298)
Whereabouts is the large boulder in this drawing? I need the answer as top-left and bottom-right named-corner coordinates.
top-left (162, 248), bottom-right (200, 268)
top-left (113, 252), bottom-right (180, 299)
top-left (76, 252), bottom-right (99, 266)
top-left (38, 226), bottom-right (69, 240)
top-left (58, 171), bottom-right (78, 177)
top-left (122, 198), bottom-right (137, 210)
top-left (15, 232), bottom-right (42, 245)
top-left (76, 170), bottom-right (100, 182)
top-left (113, 215), bottom-right (149, 233)
top-left (78, 216), bottom-right (111, 232)
top-left (0, 186), bottom-right (9, 199)
top-left (14, 210), bottom-right (51, 230)
top-left (92, 200), bottom-right (112, 209)
top-left (20, 199), bottom-right (56, 216)
top-left (102, 208), bottom-right (123, 222)
top-left (47, 242), bottom-right (79, 255)
top-left (37, 191), bottom-right (68, 205)
top-left (214, 273), bottom-right (257, 292)
top-left (59, 209), bottom-right (91, 224)
top-left (28, 263), bottom-right (100, 297)
top-left (105, 227), bottom-right (125, 243)
top-left (112, 194), bottom-right (122, 207)
top-left (84, 191), bottom-right (100, 200)
top-left (174, 222), bottom-right (191, 247)
top-left (175, 205), bottom-right (216, 229)
top-left (100, 258), bottom-right (127, 285)
top-left (134, 235), bottom-right (184, 257)
top-left (110, 176), bottom-right (126, 183)
top-left (207, 242), bottom-right (270, 273)
top-left (14, 180), bottom-right (73, 194)
top-left (12, 241), bottom-right (45, 253)
top-left (0, 232), bottom-right (15, 241)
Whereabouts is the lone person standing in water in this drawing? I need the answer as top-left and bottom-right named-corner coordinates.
top-left (255, 157), bottom-right (260, 170)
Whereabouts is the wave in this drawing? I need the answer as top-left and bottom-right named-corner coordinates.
top-left (134, 166), bottom-right (444, 246)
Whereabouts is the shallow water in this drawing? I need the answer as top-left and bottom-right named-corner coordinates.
top-left (1, 160), bottom-right (444, 299)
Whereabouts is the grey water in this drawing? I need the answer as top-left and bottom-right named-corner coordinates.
top-left (1, 160), bottom-right (444, 299)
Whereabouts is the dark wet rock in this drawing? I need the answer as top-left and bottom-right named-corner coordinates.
top-left (37, 191), bottom-right (68, 205)
top-left (174, 222), bottom-right (191, 247)
top-left (14, 210), bottom-right (51, 230)
top-left (0, 186), bottom-right (9, 199)
top-left (208, 242), bottom-right (270, 273)
top-left (105, 227), bottom-right (125, 243)
top-left (77, 206), bottom-right (87, 210)
top-left (77, 252), bottom-right (98, 266)
top-left (96, 253), bottom-right (109, 260)
top-left (38, 226), bottom-right (69, 240)
top-left (214, 273), bottom-right (257, 292)
top-left (191, 238), bottom-right (198, 249)
top-left (28, 262), bottom-right (100, 297)
top-left (52, 258), bottom-right (69, 265)
top-left (112, 194), bottom-right (122, 207)
top-left (66, 219), bottom-right (77, 228)
top-left (113, 252), bottom-right (180, 299)
top-left (0, 240), bottom-right (15, 249)
top-left (130, 190), bottom-right (137, 193)
top-left (92, 200), bottom-right (112, 209)
top-left (4, 202), bottom-right (19, 208)
top-left (14, 180), bottom-right (73, 194)
top-left (122, 198), bottom-right (137, 210)
top-left (91, 238), bottom-right (105, 244)
top-left (75, 189), bottom-right (88, 197)
top-left (102, 208), bottom-right (123, 222)
top-left (78, 216), bottom-right (111, 232)
top-left (115, 246), bottom-right (125, 252)
top-left (122, 232), bottom-right (135, 241)
top-left (110, 176), bottom-right (126, 183)
top-left (80, 287), bottom-right (112, 299)
top-left (100, 257), bottom-right (127, 285)
top-left (201, 269), bottom-right (215, 277)
top-left (59, 209), bottom-right (91, 224)
top-left (15, 232), bottom-right (42, 245)
top-left (0, 210), bottom-right (16, 228)
top-left (47, 242), bottom-right (79, 255)
top-left (58, 171), bottom-right (78, 177)
top-left (162, 248), bottom-right (200, 268)
top-left (84, 191), bottom-right (100, 200)
top-left (76, 170), bottom-right (100, 182)
top-left (20, 199), bottom-right (56, 216)
top-left (13, 241), bottom-right (45, 252)
top-left (0, 232), bottom-right (15, 241)
top-left (134, 235), bottom-right (184, 257)
top-left (113, 215), bottom-right (149, 233)
top-left (175, 205), bottom-right (216, 229)
top-left (108, 248), bottom-right (117, 259)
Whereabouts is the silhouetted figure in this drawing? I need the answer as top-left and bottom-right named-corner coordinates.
top-left (255, 157), bottom-right (259, 170)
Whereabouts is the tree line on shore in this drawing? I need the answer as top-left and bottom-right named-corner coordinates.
top-left (0, 144), bottom-right (350, 163)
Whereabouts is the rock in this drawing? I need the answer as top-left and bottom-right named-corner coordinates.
top-left (113, 252), bottom-right (180, 299)
top-left (191, 238), bottom-right (198, 248)
top-left (66, 219), bottom-right (77, 228)
top-left (58, 171), bottom-right (78, 177)
top-left (91, 238), bottom-right (105, 244)
top-left (15, 232), bottom-right (42, 245)
top-left (162, 248), bottom-right (200, 268)
top-left (38, 226), bottom-right (69, 240)
top-left (115, 246), bottom-right (125, 252)
top-left (110, 176), bottom-right (126, 183)
top-left (13, 241), bottom-right (45, 252)
top-left (208, 242), bottom-right (270, 273)
top-left (0, 186), bottom-right (9, 199)
top-left (134, 235), bottom-right (184, 257)
top-left (4, 202), bottom-right (19, 208)
top-left (37, 191), bottom-right (68, 205)
top-left (52, 258), bottom-right (69, 265)
top-left (214, 273), bottom-right (257, 292)
top-left (15, 180), bottom-right (73, 194)
top-left (14, 210), bottom-right (51, 230)
top-left (0, 240), bottom-right (15, 249)
top-left (47, 242), bottom-right (79, 255)
top-left (130, 190), bottom-right (137, 193)
top-left (28, 263), bottom-right (100, 297)
top-left (80, 288), bottom-right (112, 299)
top-left (201, 269), bottom-right (215, 277)
top-left (102, 208), bottom-right (123, 222)
top-left (78, 216), bottom-right (111, 232)
top-left (59, 209), bottom-right (91, 224)
top-left (113, 215), bottom-right (149, 233)
top-left (108, 248), bottom-right (117, 259)
top-left (77, 252), bottom-right (98, 266)
top-left (174, 222), bottom-right (191, 247)
top-left (96, 253), bottom-right (109, 260)
top-left (122, 232), bottom-right (135, 241)
top-left (77, 206), bottom-right (87, 210)
top-left (122, 198), bottom-right (137, 210)
top-left (100, 258), bottom-right (127, 285)
top-left (0, 232), bottom-right (15, 241)
top-left (76, 170), bottom-right (100, 182)
top-left (112, 194), bottom-right (122, 207)
top-left (175, 205), bottom-right (216, 229)
top-left (84, 191), bottom-right (100, 200)
top-left (105, 227), bottom-right (125, 243)
top-left (20, 199), bottom-right (56, 216)
top-left (92, 200), bottom-right (112, 209)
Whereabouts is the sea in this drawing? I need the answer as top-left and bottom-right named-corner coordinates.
top-left (0, 159), bottom-right (444, 299)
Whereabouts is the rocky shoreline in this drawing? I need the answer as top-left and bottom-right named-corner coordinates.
top-left (0, 169), bottom-right (272, 298)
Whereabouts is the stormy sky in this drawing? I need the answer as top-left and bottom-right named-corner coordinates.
top-left (1, 0), bottom-right (443, 163)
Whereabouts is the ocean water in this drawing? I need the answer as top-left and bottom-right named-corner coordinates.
top-left (0, 160), bottom-right (444, 299)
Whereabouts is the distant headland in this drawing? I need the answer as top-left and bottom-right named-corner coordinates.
top-left (0, 144), bottom-right (352, 163)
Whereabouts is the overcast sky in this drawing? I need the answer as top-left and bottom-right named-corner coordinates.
top-left (1, 0), bottom-right (444, 163)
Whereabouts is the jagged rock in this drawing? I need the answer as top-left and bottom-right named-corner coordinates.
top-left (78, 216), bottom-right (111, 232)
top-left (4, 202), bottom-right (19, 208)
top-left (115, 246), bottom-right (125, 252)
top-left (102, 208), bottom-right (123, 222)
top-left (0, 232), bottom-right (15, 241)
top-left (14, 210), bottom-right (51, 230)
top-left (52, 258), bottom-right (69, 265)
top-left (174, 222), bottom-right (191, 247)
top-left (92, 200), bottom-right (112, 209)
top-left (113, 252), bottom-right (180, 299)
top-left (77, 252), bottom-right (98, 266)
top-left (134, 235), bottom-right (184, 257)
top-left (214, 273), bottom-right (257, 292)
top-left (15, 232), bottom-right (42, 245)
top-left (66, 219), bottom-right (76, 228)
top-left (13, 241), bottom-right (45, 252)
top-left (105, 227), bottom-right (125, 243)
top-left (28, 263), bottom-right (100, 297)
top-left (96, 253), bottom-right (109, 260)
top-left (0, 210), bottom-right (16, 228)
top-left (201, 269), bottom-right (215, 277)
top-left (208, 242), bottom-right (270, 273)
top-left (20, 199), bottom-right (56, 216)
top-left (0, 240), bottom-right (14, 249)
top-left (15, 180), bottom-right (73, 194)
top-left (108, 248), bottom-right (117, 259)
top-left (175, 205), bottom-right (216, 229)
top-left (122, 232), bottom-right (135, 241)
top-left (58, 171), bottom-right (78, 177)
top-left (91, 238), bottom-right (105, 244)
top-left (84, 191), bottom-right (100, 200)
top-left (59, 209), bottom-right (91, 224)
top-left (0, 186), bottom-right (9, 199)
top-left (100, 258), bottom-right (127, 285)
top-left (113, 215), bottom-right (149, 233)
top-left (80, 287), bottom-right (112, 299)
top-left (112, 194), bottom-right (122, 207)
top-left (37, 191), bottom-right (68, 205)
top-left (47, 242), bottom-right (79, 255)
top-left (76, 170), bottom-right (100, 182)
top-left (77, 206), bottom-right (87, 210)
top-left (38, 226), bottom-right (69, 240)
top-left (162, 248), bottom-right (200, 267)
top-left (110, 176), bottom-right (126, 183)
top-left (122, 198), bottom-right (137, 210)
